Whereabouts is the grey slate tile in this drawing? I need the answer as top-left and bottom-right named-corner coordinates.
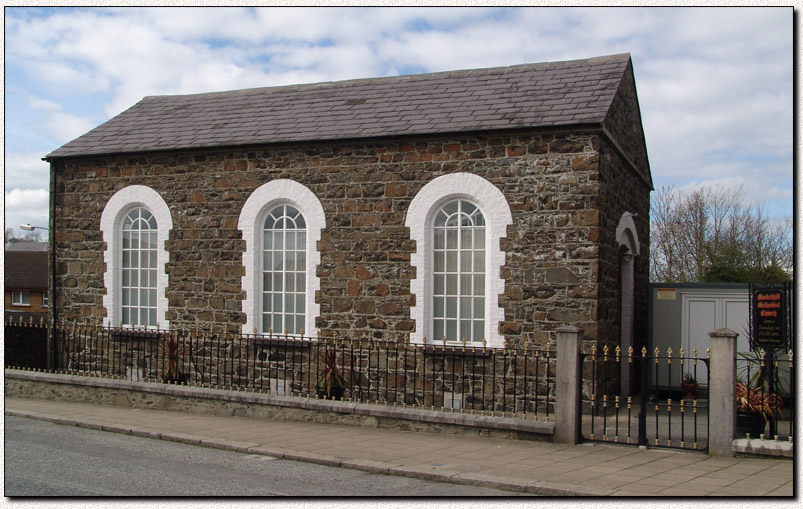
top-left (46, 54), bottom-right (631, 159)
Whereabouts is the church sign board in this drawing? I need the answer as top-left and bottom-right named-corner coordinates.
top-left (751, 288), bottom-right (787, 349)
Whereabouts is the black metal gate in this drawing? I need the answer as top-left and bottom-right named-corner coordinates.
top-left (580, 344), bottom-right (710, 452)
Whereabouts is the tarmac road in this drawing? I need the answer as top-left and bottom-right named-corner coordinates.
top-left (4, 415), bottom-right (526, 497)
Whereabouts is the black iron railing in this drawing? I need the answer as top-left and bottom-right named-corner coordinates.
top-left (581, 344), bottom-right (711, 452)
top-left (737, 348), bottom-right (793, 441)
top-left (5, 321), bottom-right (557, 421)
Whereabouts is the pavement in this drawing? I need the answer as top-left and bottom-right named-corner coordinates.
top-left (4, 396), bottom-right (794, 497)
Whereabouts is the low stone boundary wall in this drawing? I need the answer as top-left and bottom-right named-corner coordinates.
top-left (5, 369), bottom-right (554, 441)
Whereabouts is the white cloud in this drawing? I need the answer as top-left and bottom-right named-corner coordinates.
top-left (3, 5), bottom-right (793, 233)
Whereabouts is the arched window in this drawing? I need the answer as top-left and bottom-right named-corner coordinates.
top-left (406, 173), bottom-right (512, 348)
top-left (262, 204), bottom-right (307, 335)
top-left (100, 185), bottom-right (173, 329)
top-left (121, 207), bottom-right (158, 327)
top-left (239, 179), bottom-right (325, 337)
top-left (432, 199), bottom-right (486, 343)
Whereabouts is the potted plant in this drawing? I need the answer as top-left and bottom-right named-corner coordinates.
top-left (316, 348), bottom-right (345, 400)
top-left (682, 373), bottom-right (698, 400)
top-left (162, 336), bottom-right (188, 384)
top-left (735, 381), bottom-right (782, 438)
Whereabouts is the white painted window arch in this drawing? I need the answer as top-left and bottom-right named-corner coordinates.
top-left (100, 185), bottom-right (173, 329)
top-left (406, 173), bottom-right (512, 348)
top-left (239, 179), bottom-right (325, 337)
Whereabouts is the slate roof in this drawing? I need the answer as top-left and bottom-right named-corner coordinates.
top-left (46, 54), bottom-right (631, 159)
top-left (5, 250), bottom-right (49, 290)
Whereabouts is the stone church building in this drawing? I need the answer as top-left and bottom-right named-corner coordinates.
top-left (45, 53), bottom-right (651, 352)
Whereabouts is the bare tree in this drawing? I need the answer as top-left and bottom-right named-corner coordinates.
top-left (4, 228), bottom-right (42, 244)
top-left (650, 185), bottom-right (792, 283)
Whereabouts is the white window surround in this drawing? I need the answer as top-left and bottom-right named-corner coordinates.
top-left (239, 179), bottom-right (325, 337)
top-left (100, 185), bottom-right (173, 329)
top-left (406, 173), bottom-right (512, 349)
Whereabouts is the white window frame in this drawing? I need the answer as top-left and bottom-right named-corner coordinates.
top-left (406, 173), bottom-right (512, 349)
top-left (12, 291), bottom-right (30, 307)
top-left (260, 204), bottom-right (308, 336)
top-left (239, 179), bottom-right (325, 338)
top-left (42, 292), bottom-right (49, 308)
top-left (100, 185), bottom-right (173, 330)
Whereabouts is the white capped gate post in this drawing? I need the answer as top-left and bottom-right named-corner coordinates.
top-left (555, 325), bottom-right (582, 444)
top-left (708, 328), bottom-right (738, 456)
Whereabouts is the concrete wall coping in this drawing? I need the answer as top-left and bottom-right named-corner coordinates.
top-left (6, 369), bottom-right (555, 436)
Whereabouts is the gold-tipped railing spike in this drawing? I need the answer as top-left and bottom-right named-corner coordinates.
top-left (627, 345), bottom-right (634, 363)
top-left (706, 348), bottom-right (710, 359)
top-left (678, 347), bottom-right (685, 366)
top-left (654, 346), bottom-right (660, 364)
top-left (602, 344), bottom-right (609, 361)
top-left (666, 346), bottom-right (672, 365)
top-left (590, 343), bottom-right (597, 361)
top-left (615, 345), bottom-right (621, 363)
top-left (692, 348), bottom-right (698, 366)
top-left (422, 336), bottom-right (428, 345)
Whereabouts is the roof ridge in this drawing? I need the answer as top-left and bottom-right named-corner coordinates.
top-left (140, 53), bottom-right (631, 101)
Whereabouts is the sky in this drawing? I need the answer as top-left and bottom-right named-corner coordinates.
top-left (3, 6), bottom-right (794, 241)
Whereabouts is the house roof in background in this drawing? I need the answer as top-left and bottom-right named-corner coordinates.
top-left (5, 250), bottom-right (48, 290)
top-left (46, 54), bottom-right (631, 159)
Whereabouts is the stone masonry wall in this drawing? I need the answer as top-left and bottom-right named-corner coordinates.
top-left (53, 129), bottom-right (612, 347)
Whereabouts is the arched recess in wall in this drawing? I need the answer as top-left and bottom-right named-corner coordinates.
top-left (100, 185), bottom-right (173, 329)
top-left (616, 211), bottom-right (640, 395)
top-left (239, 179), bottom-right (325, 337)
top-left (406, 173), bottom-right (512, 349)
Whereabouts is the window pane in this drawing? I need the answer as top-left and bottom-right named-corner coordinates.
top-left (473, 275), bottom-right (485, 295)
top-left (433, 296), bottom-right (444, 318)
top-left (285, 294), bottom-right (295, 314)
top-left (473, 251), bottom-right (485, 271)
top-left (474, 229), bottom-right (485, 249)
top-left (297, 273), bottom-right (306, 290)
top-left (460, 274), bottom-right (472, 296)
top-left (296, 295), bottom-right (305, 314)
top-left (297, 232), bottom-right (306, 250)
top-left (446, 320), bottom-right (457, 341)
top-left (433, 320), bottom-right (444, 342)
top-left (434, 251), bottom-right (444, 272)
top-left (263, 273), bottom-right (272, 292)
top-left (434, 229), bottom-right (445, 249)
top-left (446, 297), bottom-right (457, 317)
top-left (446, 274), bottom-right (457, 295)
top-left (446, 251), bottom-right (457, 272)
top-left (474, 297), bottom-right (485, 318)
top-left (460, 320), bottom-right (472, 342)
top-left (460, 297), bottom-right (471, 319)
top-left (461, 229), bottom-right (472, 249)
top-left (472, 321), bottom-right (484, 343)
top-left (446, 229), bottom-right (457, 249)
top-left (460, 251), bottom-right (472, 272)
top-left (297, 251), bottom-right (306, 271)
top-left (434, 275), bottom-right (445, 295)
